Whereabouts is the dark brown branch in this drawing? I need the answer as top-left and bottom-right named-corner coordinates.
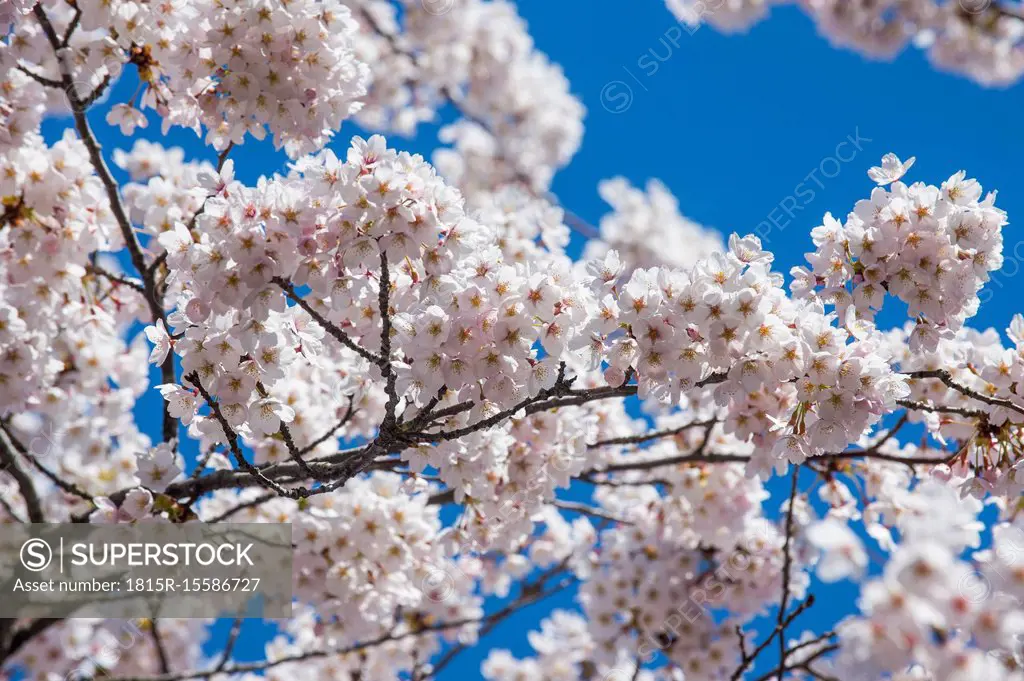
top-left (729, 595), bottom-right (816, 681)
top-left (93, 442), bottom-right (391, 509)
top-left (33, 3), bottom-right (175, 444)
top-left (1, 618), bottom-right (62, 665)
top-left (184, 372), bottom-right (300, 499)
top-left (403, 386), bottom-right (447, 430)
top-left (151, 621), bottom-right (171, 675)
top-left (204, 493), bottom-right (276, 523)
top-left (213, 618), bottom-right (243, 672)
top-left (277, 420), bottom-right (327, 481)
top-left (81, 74), bottom-right (113, 108)
top-left (415, 399), bottom-right (475, 427)
top-left (905, 368), bottom-right (1024, 417)
top-left (378, 247), bottom-right (400, 433)
top-left (867, 413), bottom-right (907, 453)
top-left (581, 451), bottom-right (750, 480)
top-left (0, 428), bottom-right (45, 522)
top-left (216, 142), bottom-right (233, 172)
top-left (61, 4), bottom-right (82, 47)
top-left (104, 573), bottom-right (575, 681)
top-left (87, 263), bottom-right (146, 294)
top-left (896, 398), bottom-right (986, 420)
top-left (775, 467), bottom-right (802, 681)
top-left (552, 499), bottom-right (633, 525)
top-left (0, 423), bottom-right (93, 501)
top-left (15, 64), bottom-right (62, 88)
top-left (254, 379), bottom-right (329, 484)
top-left (427, 488), bottom-right (456, 505)
top-left (415, 561), bottom-right (577, 680)
top-left (748, 642), bottom-right (840, 681)
top-left (297, 395), bottom-right (356, 456)
top-left (273, 277), bottom-right (381, 365)
top-left (410, 370), bottom-right (577, 443)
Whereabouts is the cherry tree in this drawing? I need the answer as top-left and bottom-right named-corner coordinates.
top-left (0, 2), bottom-right (1022, 681)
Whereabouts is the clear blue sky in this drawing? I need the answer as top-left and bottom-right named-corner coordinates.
top-left (40, 1), bottom-right (1024, 677)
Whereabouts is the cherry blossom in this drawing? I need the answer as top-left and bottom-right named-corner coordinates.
top-left (868, 153), bottom-right (917, 186)
top-left (135, 443), bottom-right (184, 491)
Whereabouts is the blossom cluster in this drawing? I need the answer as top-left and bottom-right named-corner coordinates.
top-left (406, 0), bottom-right (584, 198)
top-left (0, 130), bottom-right (140, 419)
top-left (208, 473), bottom-right (484, 650)
top-left (410, 404), bottom-right (604, 552)
top-left (484, 446), bottom-right (802, 681)
top-left (327, 0), bottom-right (586, 199)
top-left (4, 618), bottom-right (209, 681)
top-left (664, 0), bottom-right (1024, 86)
top-left (794, 154), bottom-right (1008, 352)
top-left (585, 231), bottom-right (912, 467)
top-left (143, 134), bottom-right (596, 451)
top-left (583, 177), bottom-right (724, 274)
top-left (881, 316), bottom-right (1024, 499)
top-left (806, 473), bottom-right (1024, 681)
top-left (5, 0), bottom-right (368, 157)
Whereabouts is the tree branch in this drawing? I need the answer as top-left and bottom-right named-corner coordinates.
top-left (33, 3), bottom-right (176, 444)
top-left (298, 396), bottom-right (357, 455)
top-left (273, 277), bottom-right (382, 365)
top-left (775, 467), bottom-right (802, 681)
top-left (15, 64), bottom-right (62, 88)
top-left (905, 368), bottom-right (1024, 417)
top-left (150, 621), bottom-right (171, 675)
top-left (587, 418), bottom-right (717, 449)
top-left (102, 574), bottom-right (574, 681)
top-left (0, 422), bottom-right (93, 501)
top-left (377, 247), bottom-right (400, 433)
top-left (184, 372), bottom-right (303, 499)
top-left (0, 428), bottom-right (45, 522)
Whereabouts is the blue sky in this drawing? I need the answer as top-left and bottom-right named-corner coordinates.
top-left (38, 0), bottom-right (1024, 678)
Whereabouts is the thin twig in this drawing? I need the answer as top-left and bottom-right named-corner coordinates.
top-left (896, 398), bottom-right (986, 420)
top-left (184, 372), bottom-right (299, 499)
top-left (728, 596), bottom-right (816, 681)
top-left (377, 247), bottom-right (400, 434)
top-left (552, 499), bottom-right (633, 525)
top-left (103, 579), bottom-right (573, 681)
top-left (87, 263), bottom-right (146, 294)
top-left (298, 397), bottom-right (357, 456)
top-left (216, 142), bottom-right (234, 172)
top-left (213, 619), bottom-right (243, 672)
top-left (150, 621), bottom-right (171, 675)
top-left (15, 64), bottom-right (62, 88)
top-left (61, 5), bottom-right (83, 47)
top-left (0, 423), bottom-right (93, 501)
top-left (205, 493), bottom-right (276, 523)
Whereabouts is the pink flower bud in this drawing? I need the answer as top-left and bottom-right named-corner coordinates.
top-left (604, 366), bottom-right (625, 387)
top-left (185, 297), bottom-right (210, 323)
